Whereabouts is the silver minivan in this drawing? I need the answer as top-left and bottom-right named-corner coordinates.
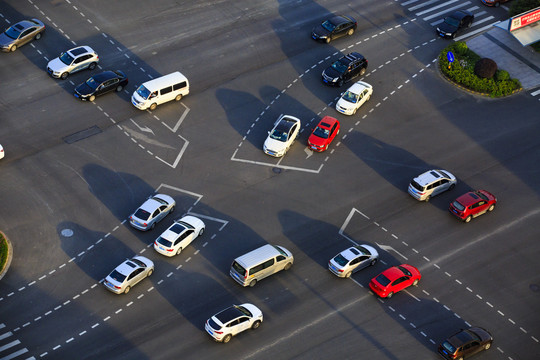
top-left (230, 244), bottom-right (293, 287)
top-left (408, 169), bottom-right (457, 201)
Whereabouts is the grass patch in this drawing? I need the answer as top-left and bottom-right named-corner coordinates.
top-left (0, 232), bottom-right (8, 272)
top-left (439, 41), bottom-right (522, 97)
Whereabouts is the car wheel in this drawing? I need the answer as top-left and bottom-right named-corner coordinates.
top-left (151, 222), bottom-right (156, 230)
top-left (89, 95), bottom-right (96, 102)
top-left (412, 279), bottom-right (419, 286)
top-left (284, 262), bottom-right (292, 270)
top-left (488, 204), bottom-right (495, 212)
top-left (468, 21), bottom-right (472, 28)
top-left (386, 292), bottom-right (394, 299)
top-left (124, 286), bottom-right (131, 294)
top-left (252, 320), bottom-right (261, 330)
top-left (149, 103), bottom-right (157, 111)
top-left (199, 228), bottom-right (205, 236)
top-left (147, 269), bottom-right (153, 277)
top-left (360, 68), bottom-right (366, 76)
top-left (464, 215), bottom-right (472, 223)
top-left (347, 28), bottom-right (355, 36)
top-left (222, 334), bottom-right (232, 343)
top-left (451, 32), bottom-right (456, 39)
top-left (116, 85), bottom-right (123, 92)
top-left (175, 247), bottom-right (183, 255)
top-left (345, 271), bottom-right (352, 278)
top-left (337, 79), bottom-right (344, 87)
top-left (325, 37), bottom-right (331, 44)
top-left (370, 259), bottom-right (377, 266)
top-left (449, 183), bottom-right (455, 190)
top-left (10, 45), bottom-right (17, 52)
top-left (170, 206), bottom-right (175, 213)
top-left (249, 279), bottom-right (257, 287)
top-left (485, 342), bottom-right (491, 350)
top-left (324, 144), bottom-right (328, 151)
top-left (88, 62), bottom-right (97, 70)
top-left (35, 33), bottom-right (42, 40)
top-left (425, 195), bottom-right (430, 202)
top-left (366, 95), bottom-right (371, 101)
top-left (61, 72), bottom-right (69, 80)
top-left (175, 94), bottom-right (182, 101)
top-left (352, 108), bottom-right (357, 115)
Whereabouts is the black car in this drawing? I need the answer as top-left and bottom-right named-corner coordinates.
top-left (436, 10), bottom-right (474, 39)
top-left (438, 327), bottom-right (493, 360)
top-left (312, 15), bottom-right (357, 43)
top-left (322, 52), bottom-right (368, 87)
top-left (74, 70), bottom-right (128, 101)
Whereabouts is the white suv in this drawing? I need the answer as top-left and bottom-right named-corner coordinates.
top-left (47, 46), bottom-right (99, 79)
top-left (408, 169), bottom-right (457, 201)
top-left (205, 303), bottom-right (263, 343)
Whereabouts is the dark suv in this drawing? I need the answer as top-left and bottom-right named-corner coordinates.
top-left (322, 52), bottom-right (368, 87)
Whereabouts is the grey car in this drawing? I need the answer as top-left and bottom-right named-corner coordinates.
top-left (0, 18), bottom-right (45, 52)
top-left (129, 193), bottom-right (176, 231)
top-left (46, 46), bottom-right (99, 79)
top-left (103, 256), bottom-right (154, 294)
top-left (328, 244), bottom-right (379, 278)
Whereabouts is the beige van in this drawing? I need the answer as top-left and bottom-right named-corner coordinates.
top-left (131, 71), bottom-right (189, 110)
top-left (230, 244), bottom-right (293, 287)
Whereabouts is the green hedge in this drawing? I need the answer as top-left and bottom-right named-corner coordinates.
top-left (439, 42), bottom-right (522, 97)
top-left (0, 233), bottom-right (7, 272)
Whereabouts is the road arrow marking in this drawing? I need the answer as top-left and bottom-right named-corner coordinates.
top-left (130, 118), bottom-right (154, 135)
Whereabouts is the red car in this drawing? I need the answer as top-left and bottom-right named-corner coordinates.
top-left (449, 190), bottom-right (496, 223)
top-left (369, 264), bottom-right (421, 298)
top-left (307, 116), bottom-right (340, 152)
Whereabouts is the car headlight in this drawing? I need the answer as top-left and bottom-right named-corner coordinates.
top-left (332, 78), bottom-right (338, 82)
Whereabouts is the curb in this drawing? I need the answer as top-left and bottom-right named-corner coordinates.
top-left (0, 231), bottom-right (13, 280)
top-left (436, 59), bottom-right (523, 98)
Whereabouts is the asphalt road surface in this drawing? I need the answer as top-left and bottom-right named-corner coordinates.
top-left (0, 0), bottom-right (539, 359)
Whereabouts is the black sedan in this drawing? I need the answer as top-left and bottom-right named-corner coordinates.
top-left (312, 15), bottom-right (357, 43)
top-left (436, 10), bottom-right (474, 39)
top-left (74, 70), bottom-right (128, 101)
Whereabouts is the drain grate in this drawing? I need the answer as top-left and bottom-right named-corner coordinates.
top-left (63, 125), bottom-right (102, 144)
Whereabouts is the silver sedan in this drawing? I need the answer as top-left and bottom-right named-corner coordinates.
top-left (129, 194), bottom-right (175, 231)
top-left (328, 244), bottom-right (379, 278)
top-left (103, 256), bottom-right (154, 294)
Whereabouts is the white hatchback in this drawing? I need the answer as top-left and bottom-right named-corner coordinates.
top-left (335, 80), bottom-right (373, 115)
top-left (205, 303), bottom-right (263, 343)
top-left (47, 46), bottom-right (99, 80)
top-left (153, 215), bottom-right (205, 256)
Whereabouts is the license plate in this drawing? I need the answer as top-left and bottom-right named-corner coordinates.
top-left (74, 93), bottom-right (79, 98)
top-left (159, 246), bottom-right (165, 251)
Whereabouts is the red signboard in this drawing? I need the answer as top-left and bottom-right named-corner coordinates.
top-left (510, 7), bottom-right (540, 32)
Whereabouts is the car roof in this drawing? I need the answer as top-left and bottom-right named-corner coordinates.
top-left (276, 116), bottom-right (299, 132)
top-left (455, 191), bottom-right (481, 206)
top-left (92, 71), bottom-right (120, 83)
top-left (115, 259), bottom-right (141, 276)
top-left (318, 116), bottom-right (338, 128)
top-left (346, 81), bottom-right (372, 94)
top-left (160, 223), bottom-right (188, 241)
top-left (381, 266), bottom-right (405, 281)
top-left (451, 10), bottom-right (471, 19)
top-left (414, 170), bottom-right (445, 186)
top-left (338, 52), bottom-right (365, 64)
top-left (13, 20), bottom-right (37, 31)
top-left (330, 15), bottom-right (354, 25)
top-left (214, 306), bottom-right (245, 324)
top-left (139, 198), bottom-right (163, 212)
top-left (448, 329), bottom-right (479, 347)
top-left (68, 46), bottom-right (95, 57)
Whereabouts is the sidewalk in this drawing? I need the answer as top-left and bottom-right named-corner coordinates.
top-left (466, 26), bottom-right (540, 91)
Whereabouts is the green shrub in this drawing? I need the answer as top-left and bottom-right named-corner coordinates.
top-left (495, 70), bottom-right (510, 81)
top-left (0, 233), bottom-right (7, 272)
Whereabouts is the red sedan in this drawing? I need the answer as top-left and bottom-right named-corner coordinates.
top-left (307, 116), bottom-right (340, 152)
top-left (369, 264), bottom-right (421, 298)
top-left (449, 190), bottom-right (496, 223)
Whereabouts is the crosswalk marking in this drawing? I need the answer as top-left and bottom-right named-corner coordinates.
top-left (0, 324), bottom-right (31, 360)
top-left (421, 2), bottom-right (472, 20)
top-left (530, 89), bottom-right (540, 96)
top-left (416, 0), bottom-right (462, 16)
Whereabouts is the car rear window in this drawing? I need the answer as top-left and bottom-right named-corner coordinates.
top-left (410, 179), bottom-right (424, 192)
top-left (231, 261), bottom-right (246, 276)
top-left (375, 273), bottom-right (391, 287)
top-left (441, 341), bottom-right (456, 354)
top-left (157, 237), bottom-right (173, 248)
top-left (109, 270), bottom-right (127, 283)
top-left (134, 208), bottom-right (151, 220)
top-left (452, 201), bottom-right (465, 211)
top-left (333, 254), bottom-right (348, 267)
top-left (208, 318), bottom-right (221, 330)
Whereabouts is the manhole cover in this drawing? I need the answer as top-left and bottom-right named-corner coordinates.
top-left (61, 229), bottom-right (74, 237)
top-left (272, 167), bottom-right (282, 174)
top-left (530, 284), bottom-right (540, 292)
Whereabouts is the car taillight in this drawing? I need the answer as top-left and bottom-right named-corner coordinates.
top-left (114, 285), bottom-right (122, 289)
top-left (338, 269), bottom-right (344, 272)
top-left (167, 248), bottom-right (174, 252)
top-left (143, 223), bottom-right (147, 227)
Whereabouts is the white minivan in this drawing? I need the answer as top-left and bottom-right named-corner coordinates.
top-left (230, 244), bottom-right (293, 287)
top-left (131, 71), bottom-right (189, 110)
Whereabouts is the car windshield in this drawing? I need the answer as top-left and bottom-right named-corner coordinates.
top-left (476, 191), bottom-right (489, 201)
top-left (85, 77), bottom-right (99, 90)
top-left (236, 305), bottom-right (252, 317)
top-left (452, 201), bottom-right (465, 211)
top-left (342, 91), bottom-right (359, 103)
top-left (134, 208), bottom-right (151, 221)
top-left (270, 129), bottom-right (288, 142)
top-left (333, 254), bottom-right (349, 267)
top-left (331, 60), bottom-right (347, 74)
top-left (136, 85), bottom-right (151, 100)
top-left (157, 236), bottom-right (173, 248)
top-left (130, 258), bottom-right (146, 267)
top-left (109, 270), bottom-right (126, 283)
top-left (444, 17), bottom-right (460, 27)
top-left (441, 341), bottom-right (457, 353)
top-left (321, 20), bottom-right (336, 32)
top-left (59, 52), bottom-right (75, 66)
top-left (397, 265), bottom-right (412, 277)
top-left (375, 273), bottom-right (391, 287)
top-left (356, 246), bottom-right (369, 255)
top-left (313, 126), bottom-right (330, 139)
top-left (152, 196), bottom-right (169, 205)
top-left (4, 26), bottom-right (20, 40)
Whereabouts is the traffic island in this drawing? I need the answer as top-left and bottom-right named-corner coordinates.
top-left (0, 231), bottom-right (13, 280)
top-left (438, 41), bottom-right (522, 97)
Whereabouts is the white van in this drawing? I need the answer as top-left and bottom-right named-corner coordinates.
top-left (230, 244), bottom-right (293, 287)
top-left (131, 71), bottom-right (189, 110)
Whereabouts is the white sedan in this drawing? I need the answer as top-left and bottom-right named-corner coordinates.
top-left (103, 256), bottom-right (154, 294)
top-left (154, 215), bottom-right (205, 256)
top-left (129, 193), bottom-right (176, 231)
top-left (263, 114), bottom-right (301, 157)
top-left (0, 144), bottom-right (4, 159)
top-left (335, 81), bottom-right (373, 115)
top-left (328, 244), bottom-right (379, 278)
